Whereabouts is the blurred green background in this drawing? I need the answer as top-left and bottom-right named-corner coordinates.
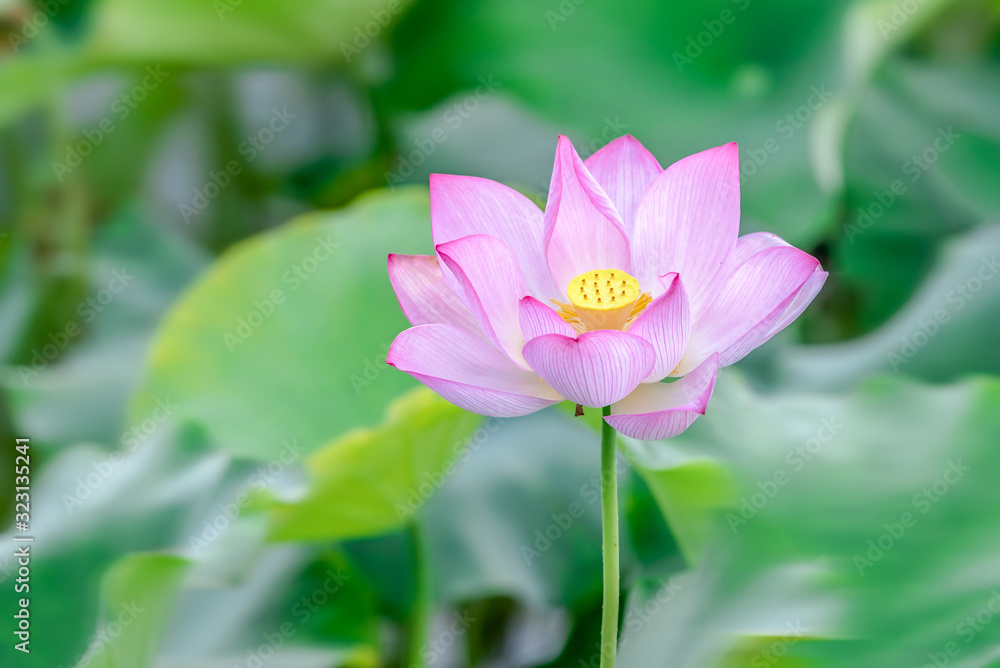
top-left (1, 0), bottom-right (1000, 666)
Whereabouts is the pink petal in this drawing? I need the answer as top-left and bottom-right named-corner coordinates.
top-left (522, 330), bottom-right (655, 407)
top-left (767, 268), bottom-right (828, 337)
top-left (388, 254), bottom-right (480, 332)
top-left (387, 324), bottom-right (562, 417)
top-left (430, 174), bottom-right (557, 301)
top-left (678, 246), bottom-right (821, 374)
top-left (627, 273), bottom-right (690, 382)
top-left (631, 143), bottom-right (741, 308)
top-left (724, 232), bottom-right (827, 344)
top-left (519, 296), bottom-right (576, 340)
top-left (606, 354), bottom-right (718, 440)
top-left (544, 135), bottom-right (632, 295)
top-left (731, 231), bottom-right (791, 268)
top-left (584, 135), bottom-right (662, 235)
top-left (437, 235), bottom-right (528, 368)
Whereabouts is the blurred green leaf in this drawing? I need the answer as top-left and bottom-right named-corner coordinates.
top-left (559, 403), bottom-right (736, 568)
top-left (130, 188), bottom-right (432, 460)
top-left (2, 206), bottom-right (207, 447)
top-left (85, 0), bottom-right (411, 64)
top-left (165, 539), bottom-right (382, 667)
top-left (423, 409), bottom-right (643, 611)
top-left (270, 387), bottom-right (482, 541)
top-left (780, 223), bottom-right (1000, 389)
top-left (85, 552), bottom-right (189, 668)
top-left (0, 55), bottom-right (74, 126)
top-left (623, 448), bottom-right (738, 567)
top-left (832, 59), bottom-right (1000, 333)
top-left (617, 371), bottom-right (1000, 667)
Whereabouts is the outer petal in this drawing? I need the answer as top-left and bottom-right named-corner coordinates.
top-left (767, 268), bottom-right (827, 336)
top-left (678, 246), bottom-right (821, 373)
top-left (519, 296), bottom-right (576, 340)
top-left (731, 231), bottom-right (791, 268)
top-left (387, 324), bottom-right (562, 417)
top-left (631, 143), bottom-right (741, 307)
top-left (430, 174), bottom-right (558, 300)
top-left (522, 330), bottom-right (655, 407)
top-left (584, 135), bottom-right (662, 235)
top-left (606, 354), bottom-right (718, 440)
top-left (437, 235), bottom-right (527, 367)
top-left (388, 254), bottom-right (479, 332)
top-left (627, 273), bottom-right (690, 382)
top-left (544, 135), bottom-right (632, 293)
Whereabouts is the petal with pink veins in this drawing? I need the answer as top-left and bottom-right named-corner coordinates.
top-left (731, 231), bottom-right (791, 268)
top-left (724, 232), bottom-right (827, 343)
top-left (627, 273), bottom-right (690, 382)
top-left (631, 143), bottom-right (741, 307)
top-left (766, 267), bottom-right (828, 337)
top-left (544, 135), bottom-right (631, 293)
top-left (606, 354), bottom-right (718, 440)
top-left (522, 330), bottom-right (655, 408)
top-left (430, 174), bottom-right (557, 300)
top-left (677, 246), bottom-right (822, 374)
top-left (519, 296), bottom-right (576, 340)
top-left (388, 254), bottom-right (480, 333)
top-left (437, 235), bottom-right (528, 368)
top-left (584, 135), bottom-right (662, 235)
top-left (387, 324), bottom-right (562, 417)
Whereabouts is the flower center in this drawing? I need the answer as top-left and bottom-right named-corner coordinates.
top-left (557, 268), bottom-right (650, 332)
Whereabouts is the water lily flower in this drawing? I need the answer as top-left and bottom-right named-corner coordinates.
top-left (386, 135), bottom-right (826, 440)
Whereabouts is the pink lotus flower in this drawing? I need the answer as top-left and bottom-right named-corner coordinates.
top-left (386, 135), bottom-right (826, 440)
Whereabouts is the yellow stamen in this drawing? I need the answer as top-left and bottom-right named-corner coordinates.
top-left (565, 268), bottom-right (642, 331)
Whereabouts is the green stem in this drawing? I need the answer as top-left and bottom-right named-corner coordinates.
top-left (599, 406), bottom-right (619, 668)
top-left (406, 521), bottom-right (431, 668)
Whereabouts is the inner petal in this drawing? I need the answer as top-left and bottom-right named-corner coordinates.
top-left (566, 268), bottom-right (643, 331)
